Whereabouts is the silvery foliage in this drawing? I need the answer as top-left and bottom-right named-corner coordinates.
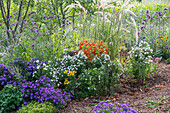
top-left (128, 40), bottom-right (153, 65)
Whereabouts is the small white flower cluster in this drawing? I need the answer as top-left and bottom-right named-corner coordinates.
top-left (97, 53), bottom-right (113, 69)
top-left (32, 60), bottom-right (47, 77)
top-left (129, 41), bottom-right (153, 64)
top-left (45, 50), bottom-right (88, 86)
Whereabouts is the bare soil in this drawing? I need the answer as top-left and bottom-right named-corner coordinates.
top-left (60, 62), bottom-right (170, 113)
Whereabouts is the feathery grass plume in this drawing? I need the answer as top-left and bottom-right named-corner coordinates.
top-left (65, 1), bottom-right (86, 13)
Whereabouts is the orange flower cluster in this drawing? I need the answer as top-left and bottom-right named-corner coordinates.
top-left (75, 40), bottom-right (109, 61)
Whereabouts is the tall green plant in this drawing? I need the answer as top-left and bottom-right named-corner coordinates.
top-left (73, 0), bottom-right (137, 61)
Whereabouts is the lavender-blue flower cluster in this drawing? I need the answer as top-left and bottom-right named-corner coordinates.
top-left (11, 57), bottom-right (47, 82)
top-left (0, 64), bottom-right (19, 90)
top-left (20, 75), bottom-right (72, 107)
top-left (94, 100), bottom-right (137, 113)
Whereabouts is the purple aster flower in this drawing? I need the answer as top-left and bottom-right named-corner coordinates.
top-left (163, 11), bottom-right (167, 14)
top-left (31, 11), bottom-right (36, 14)
top-left (21, 89), bottom-right (25, 93)
top-left (0, 23), bottom-right (2, 26)
top-left (23, 101), bottom-right (28, 105)
top-left (9, 15), bottom-right (12, 18)
top-left (141, 26), bottom-right (145, 30)
top-left (147, 14), bottom-right (151, 19)
top-left (143, 19), bottom-right (147, 21)
top-left (53, 25), bottom-right (56, 29)
top-left (31, 38), bottom-right (36, 40)
top-left (0, 40), bottom-right (3, 43)
top-left (146, 10), bottom-right (149, 14)
top-left (51, 12), bottom-right (54, 14)
top-left (164, 8), bottom-right (168, 10)
top-left (46, 83), bottom-right (51, 87)
top-left (17, 56), bottom-right (22, 59)
top-left (18, 106), bottom-right (22, 110)
top-left (32, 22), bottom-right (36, 25)
top-left (15, 21), bottom-right (18, 24)
top-left (8, 30), bottom-right (12, 32)
top-left (11, 23), bottom-right (15, 26)
top-left (22, 84), bottom-right (27, 88)
top-left (159, 14), bottom-right (163, 17)
top-left (25, 94), bottom-right (28, 98)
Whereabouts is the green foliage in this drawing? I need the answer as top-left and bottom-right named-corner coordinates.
top-left (167, 57), bottom-right (170, 64)
top-left (12, 38), bottom-right (32, 61)
top-left (0, 84), bottom-right (23, 113)
top-left (76, 56), bottom-right (120, 98)
top-left (17, 101), bottom-right (56, 113)
top-left (145, 96), bottom-right (168, 108)
top-left (78, 67), bottom-right (107, 97)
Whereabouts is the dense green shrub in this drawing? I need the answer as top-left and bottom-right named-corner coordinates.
top-left (17, 101), bottom-right (56, 113)
top-left (0, 84), bottom-right (23, 113)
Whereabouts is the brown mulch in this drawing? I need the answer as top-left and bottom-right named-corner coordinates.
top-left (60, 62), bottom-right (170, 113)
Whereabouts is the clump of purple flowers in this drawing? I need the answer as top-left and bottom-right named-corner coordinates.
top-left (94, 100), bottom-right (137, 113)
top-left (0, 64), bottom-right (19, 90)
top-left (20, 75), bottom-right (72, 108)
top-left (11, 57), bottom-right (47, 82)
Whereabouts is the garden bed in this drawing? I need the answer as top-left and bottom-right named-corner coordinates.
top-left (0, 0), bottom-right (169, 113)
top-left (60, 62), bottom-right (170, 113)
